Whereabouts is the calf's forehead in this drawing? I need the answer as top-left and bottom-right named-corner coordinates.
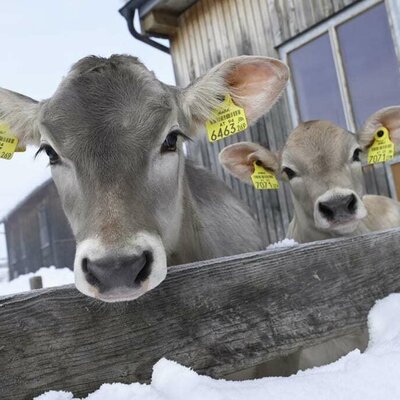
top-left (40, 55), bottom-right (176, 155)
top-left (283, 121), bottom-right (357, 173)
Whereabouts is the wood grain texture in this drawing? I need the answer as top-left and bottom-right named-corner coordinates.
top-left (1, 228), bottom-right (400, 399)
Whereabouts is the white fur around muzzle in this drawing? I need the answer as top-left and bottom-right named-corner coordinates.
top-left (74, 232), bottom-right (167, 302)
top-left (314, 188), bottom-right (367, 233)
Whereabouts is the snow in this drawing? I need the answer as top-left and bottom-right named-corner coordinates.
top-left (267, 238), bottom-right (298, 250)
top-left (0, 266), bottom-right (74, 296)
top-left (0, 267), bottom-right (9, 283)
top-left (35, 293), bottom-right (400, 400)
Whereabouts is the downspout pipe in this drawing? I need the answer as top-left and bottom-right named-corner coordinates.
top-left (119, 0), bottom-right (171, 54)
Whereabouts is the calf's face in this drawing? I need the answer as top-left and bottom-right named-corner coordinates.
top-left (40, 60), bottom-right (181, 301)
top-left (279, 121), bottom-right (366, 233)
top-left (0, 55), bottom-right (289, 301)
top-left (220, 108), bottom-right (400, 236)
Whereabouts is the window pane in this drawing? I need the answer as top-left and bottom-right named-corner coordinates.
top-left (337, 3), bottom-right (400, 128)
top-left (288, 33), bottom-right (347, 127)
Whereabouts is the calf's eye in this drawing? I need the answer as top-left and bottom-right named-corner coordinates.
top-left (282, 167), bottom-right (296, 180)
top-left (352, 148), bottom-right (362, 162)
top-left (161, 131), bottom-right (179, 152)
top-left (36, 144), bottom-right (60, 165)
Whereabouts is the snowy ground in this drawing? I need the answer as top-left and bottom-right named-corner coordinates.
top-left (0, 266), bottom-right (74, 296)
top-left (35, 293), bottom-right (400, 400)
top-left (0, 267), bottom-right (9, 283)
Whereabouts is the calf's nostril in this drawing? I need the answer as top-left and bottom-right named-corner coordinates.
top-left (346, 194), bottom-right (357, 213)
top-left (82, 251), bottom-right (154, 291)
top-left (82, 257), bottom-right (88, 274)
top-left (318, 194), bottom-right (358, 222)
top-left (318, 201), bottom-right (335, 220)
top-left (135, 251), bottom-right (153, 283)
top-left (82, 257), bottom-right (102, 287)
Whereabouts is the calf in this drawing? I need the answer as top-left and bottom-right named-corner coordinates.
top-left (219, 108), bottom-right (400, 243)
top-left (220, 109), bottom-right (400, 374)
top-left (0, 55), bottom-right (288, 302)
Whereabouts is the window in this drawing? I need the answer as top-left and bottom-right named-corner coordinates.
top-left (281, 1), bottom-right (400, 131)
top-left (288, 33), bottom-right (347, 127)
top-left (280, 0), bottom-right (400, 198)
top-left (337, 3), bottom-right (400, 128)
top-left (389, 159), bottom-right (400, 199)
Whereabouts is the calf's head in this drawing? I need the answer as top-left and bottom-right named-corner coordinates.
top-left (0, 55), bottom-right (288, 301)
top-left (220, 107), bottom-right (400, 235)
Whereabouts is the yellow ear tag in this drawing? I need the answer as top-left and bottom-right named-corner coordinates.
top-left (251, 161), bottom-right (279, 190)
top-left (206, 94), bottom-right (247, 142)
top-left (0, 123), bottom-right (22, 160)
top-left (367, 127), bottom-right (394, 164)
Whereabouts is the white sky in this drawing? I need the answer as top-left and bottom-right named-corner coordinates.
top-left (0, 0), bottom-right (175, 261)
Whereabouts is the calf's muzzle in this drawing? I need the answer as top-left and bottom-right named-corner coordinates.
top-left (82, 251), bottom-right (153, 293)
top-left (318, 193), bottom-right (357, 221)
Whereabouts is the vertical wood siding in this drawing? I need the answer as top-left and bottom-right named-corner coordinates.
top-left (170, 0), bottom-right (393, 244)
top-left (4, 182), bottom-right (75, 277)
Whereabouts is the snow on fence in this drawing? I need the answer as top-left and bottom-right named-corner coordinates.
top-left (1, 228), bottom-right (400, 400)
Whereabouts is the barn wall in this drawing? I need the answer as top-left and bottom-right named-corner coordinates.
top-left (46, 183), bottom-right (76, 269)
top-left (4, 181), bottom-right (75, 278)
top-left (5, 189), bottom-right (47, 278)
top-left (169, 0), bottom-right (386, 244)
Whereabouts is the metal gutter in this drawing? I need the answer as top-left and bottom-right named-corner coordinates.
top-left (138, 0), bottom-right (164, 17)
top-left (119, 0), bottom-right (171, 54)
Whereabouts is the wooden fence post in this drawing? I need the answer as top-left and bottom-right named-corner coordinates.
top-left (29, 276), bottom-right (43, 290)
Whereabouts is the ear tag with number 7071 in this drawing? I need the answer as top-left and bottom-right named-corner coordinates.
top-left (367, 127), bottom-right (394, 164)
top-left (251, 161), bottom-right (279, 190)
top-left (206, 94), bottom-right (247, 142)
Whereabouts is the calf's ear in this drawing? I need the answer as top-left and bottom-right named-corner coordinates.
top-left (357, 106), bottom-right (400, 150)
top-left (219, 142), bottom-right (280, 184)
top-left (181, 56), bottom-right (289, 134)
top-left (0, 88), bottom-right (41, 147)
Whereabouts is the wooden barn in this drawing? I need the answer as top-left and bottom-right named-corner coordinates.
top-left (5, 0), bottom-right (400, 275)
top-left (2, 180), bottom-right (75, 279)
top-left (122, 0), bottom-right (400, 244)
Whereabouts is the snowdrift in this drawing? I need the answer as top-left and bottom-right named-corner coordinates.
top-left (0, 266), bottom-right (74, 295)
top-left (35, 293), bottom-right (400, 400)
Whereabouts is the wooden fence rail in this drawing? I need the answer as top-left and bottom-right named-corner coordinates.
top-left (1, 228), bottom-right (400, 400)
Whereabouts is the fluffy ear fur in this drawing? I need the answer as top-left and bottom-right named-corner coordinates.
top-left (219, 142), bottom-right (280, 184)
top-left (357, 106), bottom-right (400, 150)
top-left (181, 56), bottom-right (289, 135)
top-left (0, 88), bottom-right (41, 147)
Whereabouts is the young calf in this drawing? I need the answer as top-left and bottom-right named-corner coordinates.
top-left (0, 55), bottom-right (289, 302)
top-left (220, 108), bottom-right (400, 374)
top-left (219, 107), bottom-right (400, 243)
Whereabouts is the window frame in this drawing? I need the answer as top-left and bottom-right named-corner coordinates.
top-left (384, 155), bottom-right (400, 200)
top-left (279, 0), bottom-right (400, 199)
top-left (279, 0), bottom-right (400, 131)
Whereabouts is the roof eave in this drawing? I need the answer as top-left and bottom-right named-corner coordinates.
top-left (137, 0), bottom-right (199, 37)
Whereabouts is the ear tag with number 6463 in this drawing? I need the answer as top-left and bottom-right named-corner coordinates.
top-left (367, 127), bottom-right (394, 164)
top-left (251, 161), bottom-right (279, 190)
top-left (206, 94), bottom-right (247, 142)
top-left (0, 123), bottom-right (24, 160)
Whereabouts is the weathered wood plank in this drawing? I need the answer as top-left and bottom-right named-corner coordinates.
top-left (1, 228), bottom-right (400, 399)
top-left (141, 11), bottom-right (178, 36)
